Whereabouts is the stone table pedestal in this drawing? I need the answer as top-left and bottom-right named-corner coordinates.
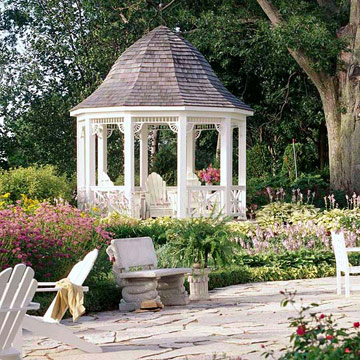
top-left (188, 268), bottom-right (211, 301)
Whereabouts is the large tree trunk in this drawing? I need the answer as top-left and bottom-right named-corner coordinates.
top-left (320, 76), bottom-right (360, 192)
top-left (256, 0), bottom-right (360, 193)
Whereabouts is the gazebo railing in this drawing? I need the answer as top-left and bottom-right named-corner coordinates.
top-left (91, 186), bottom-right (129, 214)
top-left (187, 185), bottom-right (246, 218)
top-left (88, 184), bottom-right (246, 219)
top-left (230, 185), bottom-right (246, 218)
top-left (187, 185), bottom-right (224, 217)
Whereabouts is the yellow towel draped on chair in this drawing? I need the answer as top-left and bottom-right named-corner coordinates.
top-left (51, 278), bottom-right (85, 322)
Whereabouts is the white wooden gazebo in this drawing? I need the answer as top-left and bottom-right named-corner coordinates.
top-left (70, 26), bottom-right (253, 219)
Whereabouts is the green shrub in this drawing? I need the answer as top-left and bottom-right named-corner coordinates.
top-left (208, 263), bottom-right (335, 290)
top-left (31, 279), bottom-right (121, 316)
top-left (0, 165), bottom-right (72, 202)
top-left (151, 144), bottom-right (177, 186)
top-left (291, 173), bottom-right (328, 193)
top-left (281, 142), bottom-right (318, 181)
top-left (103, 214), bottom-right (175, 246)
top-left (247, 175), bottom-right (291, 210)
top-left (234, 249), bottom-right (335, 269)
top-left (246, 172), bottom-right (342, 213)
top-left (247, 144), bottom-right (273, 178)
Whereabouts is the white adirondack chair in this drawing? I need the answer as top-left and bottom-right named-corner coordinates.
top-left (187, 171), bottom-right (201, 187)
top-left (331, 230), bottom-right (360, 297)
top-left (0, 264), bottom-right (39, 360)
top-left (144, 172), bottom-right (173, 218)
top-left (98, 172), bottom-right (114, 187)
top-left (22, 249), bottom-right (102, 353)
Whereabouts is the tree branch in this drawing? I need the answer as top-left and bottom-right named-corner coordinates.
top-left (256, 0), bottom-right (331, 93)
top-left (160, 0), bottom-right (178, 12)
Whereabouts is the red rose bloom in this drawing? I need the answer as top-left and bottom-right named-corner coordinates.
top-left (326, 335), bottom-right (334, 340)
top-left (354, 322), bottom-right (360, 328)
top-left (345, 348), bottom-right (351, 353)
top-left (296, 325), bottom-right (306, 336)
top-left (319, 314), bottom-right (325, 319)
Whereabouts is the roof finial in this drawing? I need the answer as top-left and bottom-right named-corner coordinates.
top-left (175, 24), bottom-right (181, 33)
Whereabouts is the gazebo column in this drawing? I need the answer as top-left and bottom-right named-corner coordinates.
top-left (124, 116), bottom-right (135, 216)
top-left (177, 116), bottom-right (187, 218)
top-left (140, 124), bottom-right (148, 189)
top-left (186, 129), bottom-right (195, 175)
top-left (85, 118), bottom-right (96, 203)
top-left (76, 120), bottom-right (86, 208)
top-left (238, 120), bottom-right (246, 217)
top-left (97, 124), bottom-right (107, 184)
top-left (220, 118), bottom-right (233, 216)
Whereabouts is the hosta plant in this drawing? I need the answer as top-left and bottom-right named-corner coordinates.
top-left (256, 201), bottom-right (320, 227)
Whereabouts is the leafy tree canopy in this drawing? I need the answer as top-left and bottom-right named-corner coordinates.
top-left (0, 0), bottom-right (340, 180)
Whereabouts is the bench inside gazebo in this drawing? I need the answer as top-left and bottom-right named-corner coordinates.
top-left (70, 26), bottom-right (253, 219)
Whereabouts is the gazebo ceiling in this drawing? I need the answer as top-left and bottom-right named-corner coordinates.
top-left (72, 26), bottom-right (252, 112)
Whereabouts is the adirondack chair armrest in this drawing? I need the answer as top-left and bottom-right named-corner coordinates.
top-left (38, 282), bottom-right (58, 286)
top-left (144, 191), bottom-right (151, 204)
top-left (36, 285), bottom-right (89, 293)
top-left (347, 247), bottom-right (360, 252)
top-left (0, 302), bottom-right (40, 313)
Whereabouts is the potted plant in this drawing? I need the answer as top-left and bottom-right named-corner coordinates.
top-left (166, 213), bottom-right (235, 300)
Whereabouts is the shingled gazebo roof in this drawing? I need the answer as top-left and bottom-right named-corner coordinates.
top-left (72, 26), bottom-right (252, 112)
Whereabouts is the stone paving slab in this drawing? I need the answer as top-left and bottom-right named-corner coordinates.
top-left (24, 276), bottom-right (360, 360)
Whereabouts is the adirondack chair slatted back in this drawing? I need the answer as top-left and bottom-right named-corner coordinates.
top-left (145, 173), bottom-right (168, 205)
top-left (0, 264), bottom-right (37, 352)
top-left (67, 249), bottom-right (99, 286)
top-left (108, 237), bottom-right (157, 271)
top-left (187, 172), bottom-right (201, 186)
top-left (43, 249), bottom-right (98, 322)
top-left (331, 231), bottom-right (349, 272)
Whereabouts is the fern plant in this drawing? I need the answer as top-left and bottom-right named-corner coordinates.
top-left (165, 213), bottom-right (236, 268)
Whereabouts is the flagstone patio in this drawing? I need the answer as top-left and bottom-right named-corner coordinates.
top-left (24, 277), bottom-right (360, 360)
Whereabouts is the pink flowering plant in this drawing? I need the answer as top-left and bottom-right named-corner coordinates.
top-left (198, 164), bottom-right (220, 185)
top-left (0, 202), bottom-right (112, 280)
top-left (263, 290), bottom-right (360, 359)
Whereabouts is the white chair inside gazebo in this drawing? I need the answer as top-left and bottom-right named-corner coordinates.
top-left (144, 172), bottom-right (173, 218)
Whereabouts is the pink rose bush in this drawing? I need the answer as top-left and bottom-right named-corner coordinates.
top-left (263, 290), bottom-right (360, 359)
top-left (0, 202), bottom-right (111, 280)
